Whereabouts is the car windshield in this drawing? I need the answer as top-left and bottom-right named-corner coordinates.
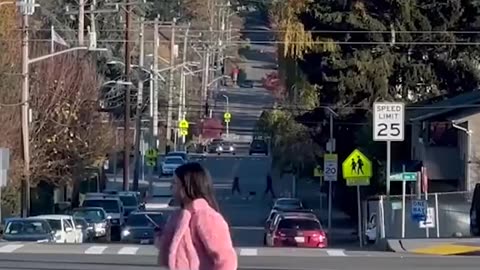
top-left (278, 219), bottom-right (321, 230)
top-left (46, 219), bottom-right (62, 231)
top-left (165, 158), bottom-right (183, 164)
top-left (83, 200), bottom-right (120, 213)
top-left (73, 209), bottom-right (105, 222)
top-left (120, 195), bottom-right (138, 207)
top-left (277, 199), bottom-right (301, 206)
top-left (4, 220), bottom-right (50, 235)
top-left (126, 213), bottom-right (164, 227)
top-left (252, 140), bottom-right (265, 146)
top-left (167, 152), bottom-right (186, 159)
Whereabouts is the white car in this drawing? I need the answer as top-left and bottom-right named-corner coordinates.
top-left (161, 156), bottom-right (185, 176)
top-left (31, 215), bottom-right (83, 243)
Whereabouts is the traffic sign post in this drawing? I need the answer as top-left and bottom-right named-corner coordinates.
top-left (178, 119), bottom-right (189, 141)
top-left (223, 112), bottom-right (231, 135)
top-left (342, 149), bottom-right (372, 248)
top-left (324, 154), bottom-right (337, 228)
top-left (373, 102), bottom-right (405, 197)
top-left (145, 148), bottom-right (158, 168)
top-left (411, 199), bottom-right (427, 222)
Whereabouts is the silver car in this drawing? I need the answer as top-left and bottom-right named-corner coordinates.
top-left (161, 156), bottom-right (185, 176)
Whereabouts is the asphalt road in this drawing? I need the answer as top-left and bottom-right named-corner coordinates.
top-left (0, 252), bottom-right (478, 270)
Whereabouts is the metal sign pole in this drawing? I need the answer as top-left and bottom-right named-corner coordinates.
top-left (357, 185), bottom-right (363, 247)
top-left (401, 165), bottom-right (406, 238)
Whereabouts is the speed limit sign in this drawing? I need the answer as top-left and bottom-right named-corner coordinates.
top-left (324, 154), bottom-right (338, 182)
top-left (373, 102), bottom-right (405, 141)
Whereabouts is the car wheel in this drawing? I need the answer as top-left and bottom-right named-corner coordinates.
top-left (249, 152), bottom-right (252, 155)
top-left (263, 234), bottom-right (267, 245)
top-left (217, 152), bottom-right (221, 155)
top-left (232, 152), bottom-right (236, 155)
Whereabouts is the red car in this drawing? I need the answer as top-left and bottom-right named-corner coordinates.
top-left (266, 214), bottom-right (327, 248)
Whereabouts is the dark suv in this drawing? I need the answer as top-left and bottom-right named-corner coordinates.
top-left (249, 139), bottom-right (268, 155)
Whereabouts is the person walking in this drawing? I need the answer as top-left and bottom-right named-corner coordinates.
top-left (264, 173), bottom-right (276, 198)
top-left (231, 176), bottom-right (241, 195)
top-left (155, 162), bottom-right (237, 270)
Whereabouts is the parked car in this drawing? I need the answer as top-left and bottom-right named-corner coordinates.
top-left (161, 156), bottom-right (186, 176)
top-left (1, 218), bottom-right (55, 242)
top-left (265, 213), bottom-right (327, 248)
top-left (31, 215), bottom-right (83, 243)
top-left (249, 139), bottom-right (268, 155)
top-left (72, 207), bottom-right (111, 241)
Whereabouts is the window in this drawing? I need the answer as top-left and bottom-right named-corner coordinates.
top-left (120, 196), bottom-right (138, 207)
top-left (46, 220), bottom-right (62, 231)
top-left (126, 213), bottom-right (164, 227)
top-left (277, 219), bottom-right (321, 230)
top-left (427, 122), bottom-right (457, 146)
top-left (4, 220), bottom-right (50, 235)
top-left (73, 209), bottom-right (105, 222)
top-left (82, 200), bottom-right (120, 213)
top-left (165, 158), bottom-right (183, 164)
top-left (64, 219), bottom-right (73, 231)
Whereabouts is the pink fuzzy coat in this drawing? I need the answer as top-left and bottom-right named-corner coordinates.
top-left (155, 199), bottom-right (238, 270)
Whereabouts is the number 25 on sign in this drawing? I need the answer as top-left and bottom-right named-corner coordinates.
top-left (373, 102), bottom-right (405, 141)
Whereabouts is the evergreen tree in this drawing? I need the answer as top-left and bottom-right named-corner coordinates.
top-left (298, 0), bottom-right (480, 117)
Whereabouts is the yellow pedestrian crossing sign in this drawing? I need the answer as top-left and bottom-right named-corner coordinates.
top-left (145, 148), bottom-right (158, 159)
top-left (179, 119), bottom-right (189, 129)
top-left (342, 149), bottom-right (372, 186)
top-left (224, 112), bottom-right (231, 123)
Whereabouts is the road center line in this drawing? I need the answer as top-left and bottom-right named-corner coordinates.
top-left (326, 249), bottom-right (346, 256)
top-left (117, 247), bottom-right (139, 255)
top-left (0, 244), bottom-right (24, 253)
top-left (84, 245), bottom-right (108, 254)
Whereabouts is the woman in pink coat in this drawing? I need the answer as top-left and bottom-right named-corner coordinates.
top-left (155, 162), bottom-right (238, 270)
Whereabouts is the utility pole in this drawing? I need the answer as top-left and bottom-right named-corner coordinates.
top-left (166, 18), bottom-right (176, 150)
top-left (132, 17), bottom-right (145, 191)
top-left (179, 24), bottom-right (190, 148)
top-left (123, 0), bottom-right (132, 191)
top-left (78, 0), bottom-right (85, 45)
top-left (21, 7), bottom-right (30, 218)
top-left (88, 0), bottom-right (96, 48)
top-left (152, 17), bottom-right (159, 149)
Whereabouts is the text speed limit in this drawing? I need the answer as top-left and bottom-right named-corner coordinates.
top-left (324, 154), bottom-right (338, 182)
top-left (373, 102), bottom-right (405, 141)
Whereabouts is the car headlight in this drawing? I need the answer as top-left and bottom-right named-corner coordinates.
top-left (121, 229), bottom-right (130, 237)
top-left (229, 146), bottom-right (234, 151)
top-left (218, 146), bottom-right (223, 151)
top-left (54, 232), bottom-right (62, 240)
top-left (95, 222), bottom-right (106, 230)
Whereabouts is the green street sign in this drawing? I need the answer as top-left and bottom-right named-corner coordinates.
top-left (390, 172), bottom-right (417, 181)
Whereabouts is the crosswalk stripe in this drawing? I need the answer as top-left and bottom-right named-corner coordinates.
top-left (0, 244), bottom-right (24, 253)
top-left (326, 249), bottom-right (346, 256)
top-left (239, 248), bottom-right (258, 256)
top-left (84, 245), bottom-right (108, 254)
top-left (117, 247), bottom-right (139, 255)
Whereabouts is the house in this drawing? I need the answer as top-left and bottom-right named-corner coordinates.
top-left (408, 90), bottom-right (480, 192)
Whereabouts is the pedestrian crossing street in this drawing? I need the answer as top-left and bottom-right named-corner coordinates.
top-left (0, 242), bottom-right (356, 257)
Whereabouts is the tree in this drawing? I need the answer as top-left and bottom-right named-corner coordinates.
top-left (299, 0), bottom-right (480, 116)
top-left (28, 53), bottom-right (115, 186)
top-left (0, 49), bottom-right (115, 201)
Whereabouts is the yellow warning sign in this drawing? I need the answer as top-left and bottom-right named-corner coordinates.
top-left (313, 165), bottom-right (323, 177)
top-left (179, 119), bottom-right (189, 129)
top-left (342, 149), bottom-right (372, 186)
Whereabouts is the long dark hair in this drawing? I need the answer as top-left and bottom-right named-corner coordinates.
top-left (174, 162), bottom-right (219, 211)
